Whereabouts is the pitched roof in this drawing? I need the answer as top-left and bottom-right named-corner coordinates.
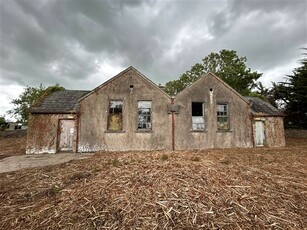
top-left (244, 96), bottom-right (284, 116)
top-left (174, 72), bottom-right (250, 105)
top-left (78, 66), bottom-right (171, 102)
top-left (31, 90), bottom-right (90, 114)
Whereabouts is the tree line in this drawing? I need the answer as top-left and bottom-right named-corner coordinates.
top-left (2, 49), bottom-right (306, 129)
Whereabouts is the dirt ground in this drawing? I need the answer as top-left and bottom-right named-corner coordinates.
top-left (0, 153), bottom-right (91, 173)
top-left (0, 136), bottom-right (306, 229)
top-left (0, 136), bottom-right (91, 173)
top-left (0, 136), bottom-right (26, 159)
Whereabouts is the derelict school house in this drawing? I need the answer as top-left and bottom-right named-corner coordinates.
top-left (26, 66), bottom-right (285, 154)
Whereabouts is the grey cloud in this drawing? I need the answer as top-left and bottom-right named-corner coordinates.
top-left (0, 0), bottom-right (306, 117)
top-left (230, 0), bottom-right (305, 14)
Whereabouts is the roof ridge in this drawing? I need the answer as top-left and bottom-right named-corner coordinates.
top-left (78, 66), bottom-right (171, 102)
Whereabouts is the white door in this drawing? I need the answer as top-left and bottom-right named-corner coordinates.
top-left (255, 121), bottom-right (265, 146)
top-left (58, 120), bottom-right (75, 152)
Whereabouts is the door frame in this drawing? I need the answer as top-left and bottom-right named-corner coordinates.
top-left (57, 118), bottom-right (75, 153)
top-left (254, 119), bottom-right (266, 147)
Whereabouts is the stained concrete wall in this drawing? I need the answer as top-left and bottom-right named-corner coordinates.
top-left (173, 73), bottom-right (253, 150)
top-left (26, 70), bottom-right (285, 153)
top-left (26, 114), bottom-right (77, 154)
top-left (78, 68), bottom-right (172, 152)
top-left (264, 117), bottom-right (286, 147)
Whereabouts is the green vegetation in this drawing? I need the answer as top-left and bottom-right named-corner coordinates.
top-left (8, 84), bottom-right (65, 123)
top-left (165, 49), bottom-right (261, 96)
top-left (270, 49), bottom-right (307, 128)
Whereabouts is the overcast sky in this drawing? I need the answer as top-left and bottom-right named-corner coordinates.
top-left (0, 0), bottom-right (306, 120)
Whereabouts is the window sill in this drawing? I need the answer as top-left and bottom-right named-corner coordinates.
top-left (135, 129), bottom-right (153, 133)
top-left (105, 130), bottom-right (126, 133)
top-left (190, 130), bottom-right (207, 133)
top-left (216, 130), bottom-right (233, 133)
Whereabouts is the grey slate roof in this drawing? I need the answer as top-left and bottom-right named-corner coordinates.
top-left (244, 96), bottom-right (284, 116)
top-left (31, 90), bottom-right (90, 114)
top-left (31, 90), bottom-right (284, 116)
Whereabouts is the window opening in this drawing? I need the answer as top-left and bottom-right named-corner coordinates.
top-left (108, 101), bottom-right (123, 131)
top-left (137, 101), bottom-right (152, 129)
top-left (217, 104), bottom-right (229, 130)
top-left (192, 102), bottom-right (204, 130)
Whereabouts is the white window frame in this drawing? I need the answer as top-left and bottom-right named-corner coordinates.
top-left (217, 103), bottom-right (229, 130)
top-left (137, 101), bottom-right (152, 130)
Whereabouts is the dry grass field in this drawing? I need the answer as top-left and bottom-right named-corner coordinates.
top-left (0, 136), bottom-right (306, 229)
top-left (0, 137), bottom-right (26, 160)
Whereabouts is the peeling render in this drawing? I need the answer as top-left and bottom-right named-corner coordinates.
top-left (78, 67), bottom-right (172, 151)
top-left (26, 147), bottom-right (56, 154)
top-left (27, 114), bottom-right (77, 154)
top-left (78, 143), bottom-right (106, 153)
top-left (174, 73), bottom-right (254, 150)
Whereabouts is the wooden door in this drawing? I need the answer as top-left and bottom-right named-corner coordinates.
top-left (58, 120), bottom-right (75, 152)
top-left (255, 121), bottom-right (265, 147)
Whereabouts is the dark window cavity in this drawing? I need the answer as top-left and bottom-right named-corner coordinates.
top-left (137, 101), bottom-right (152, 130)
top-left (217, 104), bottom-right (229, 130)
top-left (192, 102), bottom-right (204, 130)
top-left (108, 101), bottom-right (123, 131)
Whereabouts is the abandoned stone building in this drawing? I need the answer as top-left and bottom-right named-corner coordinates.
top-left (26, 66), bottom-right (285, 154)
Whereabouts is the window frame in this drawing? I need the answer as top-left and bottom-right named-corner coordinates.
top-left (137, 100), bottom-right (152, 131)
top-left (191, 101), bottom-right (205, 131)
top-left (217, 103), bottom-right (230, 131)
top-left (107, 100), bottom-right (123, 132)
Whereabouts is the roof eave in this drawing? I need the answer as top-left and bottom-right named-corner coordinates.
top-left (252, 112), bottom-right (286, 117)
top-left (31, 111), bottom-right (77, 115)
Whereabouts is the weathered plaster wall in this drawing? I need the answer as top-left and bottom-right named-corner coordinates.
top-left (174, 74), bottom-right (253, 150)
top-left (264, 117), bottom-right (286, 147)
top-left (78, 69), bottom-right (172, 152)
top-left (26, 114), bottom-right (76, 154)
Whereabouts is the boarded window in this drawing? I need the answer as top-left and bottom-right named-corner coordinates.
top-left (138, 101), bottom-right (152, 129)
top-left (217, 104), bottom-right (229, 130)
top-left (108, 101), bottom-right (123, 131)
top-left (192, 102), bottom-right (204, 130)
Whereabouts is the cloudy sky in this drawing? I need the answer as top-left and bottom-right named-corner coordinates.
top-left (0, 0), bottom-right (306, 120)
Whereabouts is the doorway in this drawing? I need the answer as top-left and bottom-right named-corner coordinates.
top-left (254, 121), bottom-right (265, 147)
top-left (58, 119), bottom-right (75, 152)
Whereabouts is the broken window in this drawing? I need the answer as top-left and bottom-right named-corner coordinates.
top-left (137, 101), bottom-right (152, 130)
top-left (217, 104), bottom-right (229, 130)
top-left (108, 101), bottom-right (123, 131)
top-left (192, 102), bottom-right (204, 130)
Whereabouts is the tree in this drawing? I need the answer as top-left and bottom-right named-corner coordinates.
top-left (275, 49), bottom-right (307, 128)
top-left (250, 82), bottom-right (280, 107)
top-left (0, 115), bottom-right (5, 124)
top-left (8, 84), bottom-right (65, 123)
top-left (165, 49), bottom-right (262, 96)
top-left (0, 115), bottom-right (6, 131)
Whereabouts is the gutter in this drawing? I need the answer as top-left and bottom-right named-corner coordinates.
top-left (75, 111), bottom-right (80, 153)
top-left (252, 114), bottom-right (286, 117)
top-left (171, 97), bottom-right (175, 150)
top-left (31, 111), bottom-right (77, 114)
top-left (250, 113), bottom-right (255, 147)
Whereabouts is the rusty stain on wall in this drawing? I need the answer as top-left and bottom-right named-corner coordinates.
top-left (27, 114), bottom-right (76, 154)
